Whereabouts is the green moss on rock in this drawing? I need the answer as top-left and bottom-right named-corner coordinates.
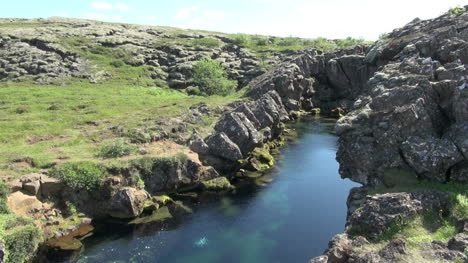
top-left (201, 177), bottom-right (235, 192)
top-left (245, 147), bottom-right (275, 171)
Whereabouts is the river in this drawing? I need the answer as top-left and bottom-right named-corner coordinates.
top-left (71, 118), bottom-right (359, 263)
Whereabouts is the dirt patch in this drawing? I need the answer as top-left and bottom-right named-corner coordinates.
top-left (27, 135), bottom-right (70, 145)
top-left (7, 191), bottom-right (45, 218)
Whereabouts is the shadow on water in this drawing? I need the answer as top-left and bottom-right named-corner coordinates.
top-left (69, 118), bottom-right (360, 263)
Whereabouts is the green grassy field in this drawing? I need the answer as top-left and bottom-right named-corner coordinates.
top-left (0, 80), bottom-right (242, 175)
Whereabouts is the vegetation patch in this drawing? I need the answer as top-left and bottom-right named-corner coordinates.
top-left (241, 147), bottom-right (275, 171)
top-left (191, 38), bottom-right (221, 48)
top-left (192, 59), bottom-right (238, 96)
top-left (0, 214), bottom-right (43, 263)
top-left (98, 140), bottom-right (136, 159)
top-left (449, 6), bottom-right (467, 16)
top-left (48, 161), bottom-right (109, 191)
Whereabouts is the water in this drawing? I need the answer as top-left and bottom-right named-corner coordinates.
top-left (72, 118), bottom-right (359, 263)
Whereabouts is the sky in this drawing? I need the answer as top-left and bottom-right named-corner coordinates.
top-left (1, 0), bottom-right (467, 40)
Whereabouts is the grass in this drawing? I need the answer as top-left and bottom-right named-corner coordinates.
top-left (0, 81), bottom-right (242, 175)
top-left (229, 34), bottom-right (373, 56)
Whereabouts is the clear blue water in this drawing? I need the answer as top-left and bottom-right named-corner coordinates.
top-left (73, 118), bottom-right (359, 263)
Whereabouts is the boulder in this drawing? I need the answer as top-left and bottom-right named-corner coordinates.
top-left (8, 179), bottom-right (22, 192)
top-left (378, 239), bottom-right (407, 261)
top-left (448, 233), bottom-right (468, 252)
top-left (188, 131), bottom-right (209, 155)
top-left (205, 132), bottom-right (243, 161)
top-left (214, 112), bottom-right (260, 155)
top-left (347, 191), bottom-right (450, 234)
top-left (107, 187), bottom-right (149, 219)
top-left (23, 180), bottom-right (40, 196)
top-left (40, 175), bottom-right (64, 197)
top-left (400, 136), bottom-right (463, 182)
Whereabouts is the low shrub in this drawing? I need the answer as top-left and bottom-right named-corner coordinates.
top-left (192, 59), bottom-right (237, 96)
top-left (98, 140), bottom-right (135, 158)
top-left (449, 7), bottom-right (467, 16)
top-left (0, 215), bottom-right (42, 263)
top-left (49, 161), bottom-right (108, 191)
top-left (232, 34), bottom-right (250, 47)
top-left (4, 225), bottom-right (42, 263)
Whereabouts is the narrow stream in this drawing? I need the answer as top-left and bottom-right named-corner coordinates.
top-left (71, 118), bottom-right (359, 263)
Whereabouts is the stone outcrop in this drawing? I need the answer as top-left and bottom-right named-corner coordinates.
top-left (335, 10), bottom-right (468, 185)
top-left (196, 6), bottom-right (468, 186)
top-left (133, 158), bottom-right (219, 194)
top-left (347, 191), bottom-right (450, 234)
top-left (0, 17), bottom-right (288, 86)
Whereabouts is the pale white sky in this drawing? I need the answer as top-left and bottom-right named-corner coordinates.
top-left (2, 0), bottom-right (467, 40)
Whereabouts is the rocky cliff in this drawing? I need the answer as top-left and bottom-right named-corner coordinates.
top-left (190, 7), bottom-right (468, 263)
top-left (198, 9), bottom-right (468, 186)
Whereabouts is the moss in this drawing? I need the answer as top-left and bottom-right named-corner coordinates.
top-left (154, 195), bottom-right (172, 206)
top-left (310, 108), bottom-right (321, 116)
top-left (201, 177), bottom-right (234, 192)
top-left (128, 206), bottom-right (172, 224)
top-left (245, 147), bottom-right (275, 171)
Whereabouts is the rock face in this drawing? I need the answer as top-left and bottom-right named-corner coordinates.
top-left (334, 10), bottom-right (468, 185)
top-left (135, 158), bottom-right (219, 194)
top-left (201, 7), bottom-right (468, 186)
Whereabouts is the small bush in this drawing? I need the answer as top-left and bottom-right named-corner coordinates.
top-left (253, 35), bottom-right (271, 46)
top-left (99, 140), bottom-right (135, 158)
top-left (232, 34), bottom-right (250, 47)
top-left (4, 225), bottom-right (42, 263)
top-left (192, 59), bottom-right (237, 96)
top-left (186, 86), bottom-right (201, 96)
top-left (450, 7), bottom-right (467, 16)
top-left (192, 38), bottom-right (221, 48)
top-left (49, 161), bottom-right (108, 191)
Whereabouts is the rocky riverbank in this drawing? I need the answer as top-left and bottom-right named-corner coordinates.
top-left (0, 6), bottom-right (467, 263)
top-left (186, 6), bottom-right (468, 263)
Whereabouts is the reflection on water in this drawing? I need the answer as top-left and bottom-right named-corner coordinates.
top-left (73, 118), bottom-right (359, 263)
